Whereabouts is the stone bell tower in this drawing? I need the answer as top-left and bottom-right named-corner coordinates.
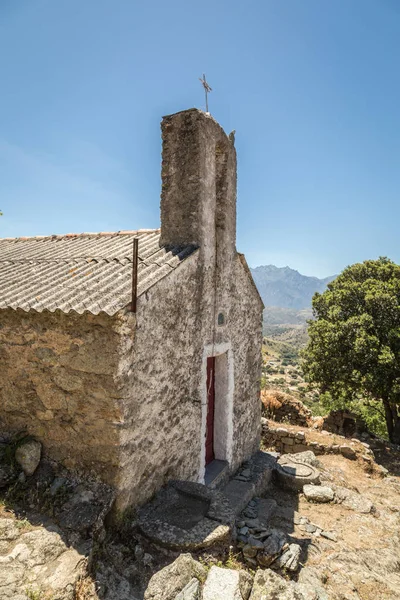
top-left (159, 108), bottom-right (237, 270)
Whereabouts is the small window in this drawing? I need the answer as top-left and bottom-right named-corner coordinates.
top-left (217, 312), bottom-right (225, 326)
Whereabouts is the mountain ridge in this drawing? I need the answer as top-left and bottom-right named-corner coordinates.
top-left (250, 264), bottom-right (336, 311)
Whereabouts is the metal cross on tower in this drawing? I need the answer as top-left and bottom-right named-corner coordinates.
top-left (199, 74), bottom-right (212, 113)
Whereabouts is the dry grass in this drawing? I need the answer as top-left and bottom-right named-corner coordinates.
top-left (75, 576), bottom-right (96, 600)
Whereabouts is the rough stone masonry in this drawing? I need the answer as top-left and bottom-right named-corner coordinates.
top-left (0, 109), bottom-right (264, 511)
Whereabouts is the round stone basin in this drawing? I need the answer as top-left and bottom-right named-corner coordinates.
top-left (138, 480), bottom-right (234, 550)
top-left (276, 455), bottom-right (320, 491)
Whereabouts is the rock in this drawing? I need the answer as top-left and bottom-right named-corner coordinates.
top-left (144, 554), bottom-right (206, 600)
top-left (143, 553), bottom-right (153, 567)
top-left (321, 530), bottom-right (337, 541)
top-left (238, 570), bottom-right (253, 600)
top-left (297, 567), bottom-right (330, 600)
top-left (243, 544), bottom-right (259, 559)
top-left (0, 517), bottom-right (20, 541)
top-left (248, 569), bottom-right (294, 599)
top-left (0, 464), bottom-right (15, 488)
top-left (333, 486), bottom-right (374, 513)
top-left (0, 517), bottom-right (85, 600)
top-left (57, 501), bottom-right (102, 532)
top-left (134, 544), bottom-right (144, 561)
top-left (293, 513), bottom-right (301, 525)
top-left (245, 518), bottom-right (260, 529)
top-left (377, 464), bottom-right (389, 476)
top-left (276, 428), bottom-right (289, 435)
top-left (239, 526), bottom-right (249, 536)
top-left (303, 485), bottom-right (334, 503)
top-left (15, 440), bottom-right (41, 476)
top-left (282, 437), bottom-right (295, 445)
top-left (257, 531), bottom-right (286, 566)
top-left (250, 567), bottom-right (327, 599)
top-left (247, 535), bottom-right (264, 548)
top-left (293, 450), bottom-right (321, 467)
top-left (243, 508), bottom-right (257, 519)
top-left (202, 566), bottom-right (252, 600)
top-left (305, 523), bottom-right (317, 533)
top-left (50, 477), bottom-right (67, 496)
top-left (340, 445), bottom-right (357, 460)
top-left (175, 578), bottom-right (200, 600)
top-left (274, 543), bottom-right (301, 571)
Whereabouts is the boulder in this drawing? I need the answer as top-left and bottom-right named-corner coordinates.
top-left (303, 485), bottom-right (334, 503)
top-left (202, 566), bottom-right (252, 600)
top-left (15, 440), bottom-right (41, 476)
top-left (144, 554), bottom-right (206, 600)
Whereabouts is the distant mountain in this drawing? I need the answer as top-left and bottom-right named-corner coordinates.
top-left (250, 265), bottom-right (335, 311)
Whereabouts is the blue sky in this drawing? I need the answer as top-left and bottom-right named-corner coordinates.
top-left (1, 0), bottom-right (399, 277)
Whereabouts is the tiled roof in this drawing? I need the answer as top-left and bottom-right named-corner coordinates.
top-left (0, 230), bottom-right (197, 315)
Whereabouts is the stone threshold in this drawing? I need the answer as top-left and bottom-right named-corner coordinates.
top-left (205, 459), bottom-right (229, 489)
top-left (222, 451), bottom-right (278, 516)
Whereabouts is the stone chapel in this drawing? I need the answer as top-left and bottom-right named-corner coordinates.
top-left (0, 109), bottom-right (264, 509)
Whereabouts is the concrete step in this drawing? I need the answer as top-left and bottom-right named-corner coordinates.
top-left (222, 451), bottom-right (277, 516)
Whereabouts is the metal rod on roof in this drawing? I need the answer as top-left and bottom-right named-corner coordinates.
top-left (131, 237), bottom-right (139, 313)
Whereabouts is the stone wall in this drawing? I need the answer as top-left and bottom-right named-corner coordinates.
top-left (0, 308), bottom-right (128, 485)
top-left (322, 410), bottom-right (367, 437)
top-left (261, 419), bottom-right (372, 461)
top-left (116, 249), bottom-right (263, 510)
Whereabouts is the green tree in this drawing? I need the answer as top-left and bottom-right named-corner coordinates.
top-left (302, 257), bottom-right (400, 443)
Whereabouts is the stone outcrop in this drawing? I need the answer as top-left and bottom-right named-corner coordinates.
top-left (0, 516), bottom-right (85, 600)
top-left (249, 568), bottom-right (328, 600)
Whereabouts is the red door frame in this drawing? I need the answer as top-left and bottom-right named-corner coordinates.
top-left (205, 357), bottom-right (215, 465)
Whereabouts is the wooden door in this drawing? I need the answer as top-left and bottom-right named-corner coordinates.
top-left (205, 357), bottom-right (215, 465)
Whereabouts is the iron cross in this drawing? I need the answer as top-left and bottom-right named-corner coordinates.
top-left (199, 74), bottom-right (212, 113)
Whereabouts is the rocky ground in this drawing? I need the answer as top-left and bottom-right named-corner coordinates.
top-left (1, 428), bottom-right (400, 599)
